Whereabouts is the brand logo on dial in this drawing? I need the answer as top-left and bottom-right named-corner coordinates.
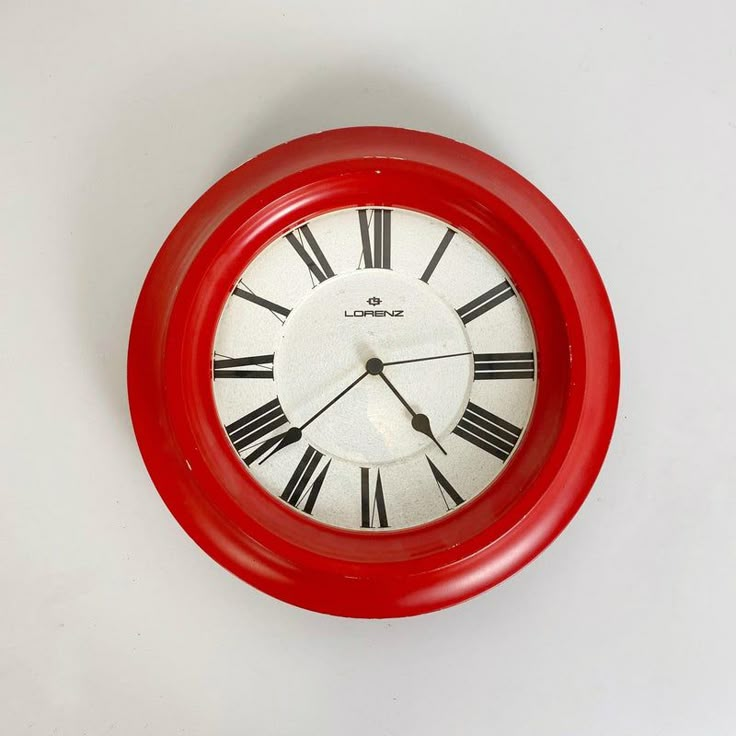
top-left (344, 296), bottom-right (404, 318)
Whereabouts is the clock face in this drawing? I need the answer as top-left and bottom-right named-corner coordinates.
top-left (129, 127), bottom-right (619, 616)
top-left (212, 207), bottom-right (537, 530)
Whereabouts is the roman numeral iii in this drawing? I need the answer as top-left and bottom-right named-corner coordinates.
top-left (453, 402), bottom-right (523, 461)
top-left (285, 224), bottom-right (335, 284)
top-left (457, 280), bottom-right (515, 324)
top-left (281, 446), bottom-right (331, 515)
top-left (213, 354), bottom-right (274, 379)
top-left (358, 209), bottom-right (392, 269)
top-left (474, 352), bottom-right (535, 380)
top-left (361, 468), bottom-right (389, 528)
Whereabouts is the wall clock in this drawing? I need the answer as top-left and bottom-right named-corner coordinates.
top-left (128, 127), bottom-right (619, 617)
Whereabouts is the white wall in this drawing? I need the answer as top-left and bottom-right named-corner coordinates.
top-left (2, 1), bottom-right (735, 733)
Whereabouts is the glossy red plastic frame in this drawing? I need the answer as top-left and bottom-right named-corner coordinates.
top-left (128, 127), bottom-right (619, 617)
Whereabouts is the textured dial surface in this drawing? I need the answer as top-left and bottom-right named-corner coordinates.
top-left (213, 207), bottom-right (537, 530)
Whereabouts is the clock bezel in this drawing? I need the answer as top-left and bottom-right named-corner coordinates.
top-left (128, 127), bottom-right (619, 617)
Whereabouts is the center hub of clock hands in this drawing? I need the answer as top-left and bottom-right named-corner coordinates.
top-left (365, 357), bottom-right (384, 375)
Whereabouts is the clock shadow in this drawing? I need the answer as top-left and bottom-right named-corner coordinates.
top-left (71, 63), bottom-right (515, 437)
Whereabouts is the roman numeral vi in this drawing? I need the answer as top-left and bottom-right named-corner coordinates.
top-left (361, 468), bottom-right (389, 528)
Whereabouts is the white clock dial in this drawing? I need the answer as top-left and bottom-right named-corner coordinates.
top-left (212, 207), bottom-right (537, 530)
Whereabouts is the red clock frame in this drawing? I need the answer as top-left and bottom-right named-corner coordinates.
top-left (128, 126), bottom-right (619, 618)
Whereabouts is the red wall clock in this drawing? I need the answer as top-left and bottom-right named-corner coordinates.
top-left (128, 127), bottom-right (619, 617)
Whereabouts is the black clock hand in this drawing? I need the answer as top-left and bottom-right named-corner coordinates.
top-left (366, 359), bottom-right (447, 455)
top-left (382, 351), bottom-right (472, 367)
top-left (256, 425), bottom-right (302, 463)
top-left (300, 370), bottom-right (369, 430)
top-left (258, 352), bottom-right (457, 464)
top-left (380, 375), bottom-right (447, 455)
top-left (258, 370), bottom-right (369, 463)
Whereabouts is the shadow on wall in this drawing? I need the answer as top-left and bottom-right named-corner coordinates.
top-left (72, 64), bottom-right (508, 434)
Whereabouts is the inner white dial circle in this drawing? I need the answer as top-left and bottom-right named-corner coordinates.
top-left (274, 269), bottom-right (472, 465)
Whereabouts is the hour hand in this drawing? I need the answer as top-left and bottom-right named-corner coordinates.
top-left (368, 360), bottom-right (447, 455)
top-left (411, 413), bottom-right (447, 455)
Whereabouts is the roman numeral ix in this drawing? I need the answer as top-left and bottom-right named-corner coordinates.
top-left (453, 402), bottom-right (523, 462)
top-left (474, 352), bottom-right (535, 380)
top-left (361, 468), bottom-right (389, 528)
top-left (358, 208), bottom-right (391, 269)
top-left (213, 354), bottom-right (274, 379)
top-left (281, 446), bottom-right (331, 515)
top-left (457, 280), bottom-right (515, 324)
top-left (285, 224), bottom-right (335, 284)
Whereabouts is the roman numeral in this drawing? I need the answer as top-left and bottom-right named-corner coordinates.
top-left (457, 280), bottom-right (515, 324)
top-left (420, 228), bottom-right (455, 282)
top-left (358, 209), bottom-right (391, 269)
top-left (281, 446), bottom-right (331, 515)
top-left (213, 354), bottom-right (274, 379)
top-left (285, 224), bottom-right (335, 284)
top-left (224, 398), bottom-right (288, 457)
top-left (360, 468), bottom-right (389, 528)
top-left (232, 283), bottom-right (291, 323)
top-left (453, 402), bottom-right (522, 461)
top-left (474, 352), bottom-right (535, 380)
top-left (426, 456), bottom-right (464, 510)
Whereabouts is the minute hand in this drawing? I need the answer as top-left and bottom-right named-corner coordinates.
top-left (382, 351), bottom-right (471, 367)
top-left (257, 370), bottom-right (369, 463)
